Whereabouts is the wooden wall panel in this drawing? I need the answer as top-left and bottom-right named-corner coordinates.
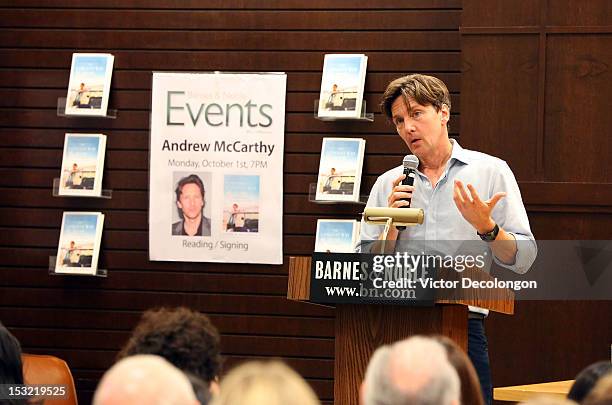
top-left (544, 35), bottom-right (612, 183)
top-left (460, 35), bottom-right (540, 180)
top-left (462, 0), bottom-right (540, 27)
top-left (0, 1), bottom-right (461, 404)
top-left (547, 0), bottom-right (612, 26)
top-left (462, 1), bottom-right (612, 403)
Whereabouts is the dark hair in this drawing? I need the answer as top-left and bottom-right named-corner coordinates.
top-left (118, 307), bottom-right (222, 383)
top-left (0, 322), bottom-right (28, 405)
top-left (583, 374), bottom-right (612, 405)
top-left (433, 335), bottom-right (484, 405)
top-left (175, 174), bottom-right (206, 219)
top-left (380, 74), bottom-right (451, 120)
top-left (0, 322), bottom-right (24, 385)
top-left (175, 174), bottom-right (205, 201)
top-left (568, 361), bottom-right (612, 402)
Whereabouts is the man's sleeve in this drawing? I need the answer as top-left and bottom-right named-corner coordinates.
top-left (490, 162), bottom-right (537, 274)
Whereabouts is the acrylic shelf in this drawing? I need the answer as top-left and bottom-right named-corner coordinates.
top-left (314, 99), bottom-right (374, 122)
top-left (49, 256), bottom-right (107, 277)
top-left (308, 183), bottom-right (368, 205)
top-left (57, 97), bottom-right (117, 119)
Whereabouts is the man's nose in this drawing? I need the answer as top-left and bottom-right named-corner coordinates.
top-left (403, 119), bottom-right (416, 132)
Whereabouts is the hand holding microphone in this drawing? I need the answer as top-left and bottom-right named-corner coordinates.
top-left (388, 155), bottom-right (419, 230)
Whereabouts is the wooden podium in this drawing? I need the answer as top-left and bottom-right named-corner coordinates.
top-left (288, 256), bottom-right (515, 405)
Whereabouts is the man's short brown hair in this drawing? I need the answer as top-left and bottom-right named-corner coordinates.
top-left (380, 74), bottom-right (451, 119)
top-left (118, 307), bottom-right (222, 383)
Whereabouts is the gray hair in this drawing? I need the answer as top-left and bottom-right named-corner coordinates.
top-left (93, 355), bottom-right (197, 405)
top-left (362, 336), bottom-right (460, 405)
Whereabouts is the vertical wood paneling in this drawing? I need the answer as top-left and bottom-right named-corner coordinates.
top-left (544, 35), bottom-right (612, 183)
top-left (460, 35), bottom-right (540, 181)
top-left (461, 1), bottom-right (612, 403)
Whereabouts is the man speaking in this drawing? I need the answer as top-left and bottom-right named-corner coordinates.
top-left (359, 74), bottom-right (537, 404)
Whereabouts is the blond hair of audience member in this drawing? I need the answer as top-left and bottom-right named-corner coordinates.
top-left (361, 336), bottom-right (460, 405)
top-left (583, 374), bottom-right (612, 405)
top-left (93, 354), bottom-right (199, 405)
top-left (433, 335), bottom-right (485, 405)
top-left (211, 360), bottom-right (320, 405)
top-left (519, 397), bottom-right (577, 405)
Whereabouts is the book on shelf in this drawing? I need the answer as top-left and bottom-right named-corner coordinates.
top-left (315, 137), bottom-right (366, 202)
top-left (58, 133), bottom-right (107, 197)
top-left (315, 219), bottom-right (360, 253)
top-left (64, 53), bottom-right (114, 116)
top-left (317, 54), bottom-right (368, 118)
top-left (54, 212), bottom-right (105, 275)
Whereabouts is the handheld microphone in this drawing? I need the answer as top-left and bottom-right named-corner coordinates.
top-left (396, 154), bottom-right (419, 231)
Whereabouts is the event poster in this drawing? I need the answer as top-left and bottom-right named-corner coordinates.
top-left (149, 72), bottom-right (286, 264)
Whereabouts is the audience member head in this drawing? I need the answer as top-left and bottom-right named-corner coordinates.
top-left (93, 354), bottom-right (199, 405)
top-left (568, 361), bottom-right (612, 403)
top-left (433, 335), bottom-right (484, 405)
top-left (583, 374), bottom-right (612, 405)
top-left (0, 321), bottom-right (23, 385)
top-left (212, 360), bottom-right (320, 405)
top-left (361, 335), bottom-right (460, 405)
top-left (118, 307), bottom-right (222, 389)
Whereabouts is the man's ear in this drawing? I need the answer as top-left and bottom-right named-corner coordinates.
top-left (440, 104), bottom-right (450, 124)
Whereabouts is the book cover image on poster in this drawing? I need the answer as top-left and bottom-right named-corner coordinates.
top-left (171, 172), bottom-right (212, 237)
top-left (65, 53), bottom-right (114, 116)
top-left (223, 175), bottom-right (260, 233)
top-left (316, 137), bottom-right (366, 202)
top-left (317, 54), bottom-right (368, 118)
top-left (55, 212), bottom-right (105, 275)
top-left (315, 219), bottom-right (360, 253)
top-left (58, 133), bottom-right (107, 197)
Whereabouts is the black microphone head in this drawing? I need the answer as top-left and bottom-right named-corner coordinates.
top-left (402, 154), bottom-right (419, 170)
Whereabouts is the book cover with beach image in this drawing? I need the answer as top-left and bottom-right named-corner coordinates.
top-left (317, 54), bottom-right (368, 118)
top-left (315, 219), bottom-right (360, 253)
top-left (55, 212), bottom-right (105, 275)
top-left (58, 133), bottom-right (107, 197)
top-left (65, 53), bottom-right (114, 116)
top-left (315, 137), bottom-right (366, 202)
top-left (223, 175), bottom-right (260, 233)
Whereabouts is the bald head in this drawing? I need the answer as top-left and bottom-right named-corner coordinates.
top-left (362, 336), bottom-right (460, 405)
top-left (93, 355), bottom-right (198, 405)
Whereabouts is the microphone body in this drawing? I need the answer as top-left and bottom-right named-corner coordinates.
top-left (396, 155), bottom-right (419, 231)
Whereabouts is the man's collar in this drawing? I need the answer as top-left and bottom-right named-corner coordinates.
top-left (449, 138), bottom-right (472, 165)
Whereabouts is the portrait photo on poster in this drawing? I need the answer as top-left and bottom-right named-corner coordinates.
top-left (171, 172), bottom-right (212, 237)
